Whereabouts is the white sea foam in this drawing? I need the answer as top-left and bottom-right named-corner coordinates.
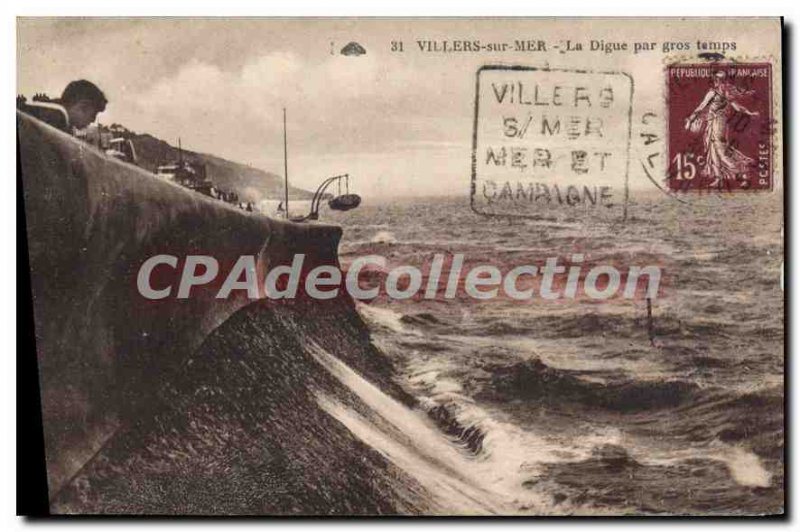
top-left (307, 341), bottom-right (516, 514)
top-left (635, 441), bottom-right (772, 488)
top-left (721, 446), bottom-right (772, 488)
top-left (401, 356), bottom-right (620, 507)
top-left (356, 303), bottom-right (411, 335)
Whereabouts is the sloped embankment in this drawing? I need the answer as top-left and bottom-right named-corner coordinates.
top-left (18, 113), bottom-right (383, 504)
top-left (20, 112), bottom-right (501, 515)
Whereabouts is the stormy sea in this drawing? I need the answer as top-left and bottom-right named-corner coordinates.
top-left (326, 191), bottom-right (785, 516)
top-left (52, 191), bottom-right (783, 516)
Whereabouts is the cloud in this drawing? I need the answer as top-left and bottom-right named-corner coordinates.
top-left (16, 20), bottom-right (517, 198)
top-left (118, 50), bottom-right (461, 192)
top-left (18, 19), bottom-right (475, 197)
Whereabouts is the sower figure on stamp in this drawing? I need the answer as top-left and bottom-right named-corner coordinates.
top-left (684, 70), bottom-right (759, 182)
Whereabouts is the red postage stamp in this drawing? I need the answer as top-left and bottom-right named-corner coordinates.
top-left (667, 63), bottom-right (772, 192)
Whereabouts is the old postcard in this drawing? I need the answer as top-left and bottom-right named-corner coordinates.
top-left (17, 17), bottom-right (784, 516)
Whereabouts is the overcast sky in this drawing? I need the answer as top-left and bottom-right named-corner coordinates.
top-left (18, 18), bottom-right (480, 196)
top-left (18, 18), bottom-right (781, 197)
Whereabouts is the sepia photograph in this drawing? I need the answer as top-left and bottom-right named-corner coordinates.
top-left (15, 14), bottom-right (785, 517)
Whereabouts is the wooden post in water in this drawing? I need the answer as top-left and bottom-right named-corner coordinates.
top-left (283, 108), bottom-right (289, 220)
top-left (646, 297), bottom-right (655, 346)
top-left (622, 172), bottom-right (630, 223)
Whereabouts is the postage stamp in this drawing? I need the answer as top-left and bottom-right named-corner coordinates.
top-left (471, 65), bottom-right (633, 218)
top-left (666, 63), bottom-right (772, 192)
